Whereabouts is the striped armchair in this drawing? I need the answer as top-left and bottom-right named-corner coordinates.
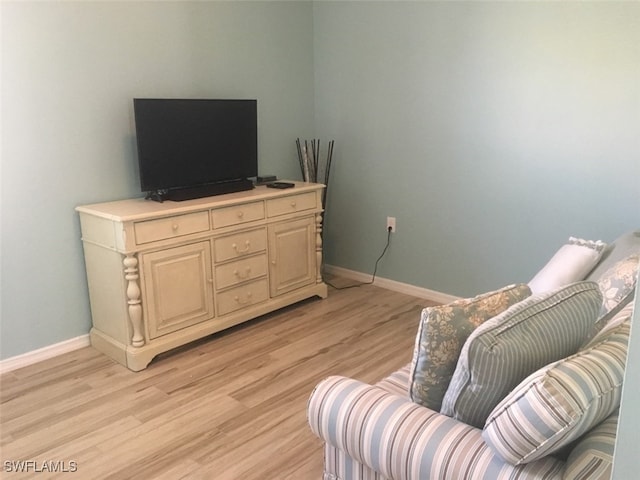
top-left (309, 366), bottom-right (560, 479)
top-left (308, 232), bottom-right (639, 480)
top-left (308, 364), bottom-right (619, 480)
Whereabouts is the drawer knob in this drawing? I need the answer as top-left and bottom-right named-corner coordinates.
top-left (234, 292), bottom-right (253, 305)
top-left (237, 211), bottom-right (244, 218)
top-left (172, 224), bottom-right (179, 231)
top-left (234, 267), bottom-right (251, 279)
top-left (290, 201), bottom-right (297, 208)
top-left (232, 240), bottom-right (251, 254)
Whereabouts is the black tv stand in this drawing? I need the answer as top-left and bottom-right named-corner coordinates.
top-left (146, 179), bottom-right (254, 202)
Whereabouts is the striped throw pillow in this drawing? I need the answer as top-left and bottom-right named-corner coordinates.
top-left (583, 302), bottom-right (634, 350)
top-left (440, 281), bottom-right (602, 428)
top-left (563, 410), bottom-right (618, 480)
top-left (482, 308), bottom-right (630, 465)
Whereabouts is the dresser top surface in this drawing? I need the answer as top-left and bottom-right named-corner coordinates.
top-left (76, 181), bottom-right (324, 221)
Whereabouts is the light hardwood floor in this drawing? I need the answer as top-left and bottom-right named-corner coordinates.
top-left (1, 279), bottom-right (437, 479)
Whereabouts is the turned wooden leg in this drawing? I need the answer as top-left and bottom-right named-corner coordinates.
top-left (315, 213), bottom-right (323, 284)
top-left (123, 255), bottom-right (144, 347)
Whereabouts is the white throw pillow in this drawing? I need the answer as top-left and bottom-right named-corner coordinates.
top-left (528, 237), bottom-right (607, 294)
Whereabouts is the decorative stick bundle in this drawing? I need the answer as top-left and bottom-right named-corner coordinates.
top-left (296, 138), bottom-right (334, 209)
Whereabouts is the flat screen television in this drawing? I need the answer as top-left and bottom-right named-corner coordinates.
top-left (133, 98), bottom-right (258, 201)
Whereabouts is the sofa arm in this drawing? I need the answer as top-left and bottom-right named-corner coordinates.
top-left (308, 376), bottom-right (564, 480)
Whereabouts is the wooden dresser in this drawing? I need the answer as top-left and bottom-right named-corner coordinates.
top-left (76, 181), bottom-right (328, 371)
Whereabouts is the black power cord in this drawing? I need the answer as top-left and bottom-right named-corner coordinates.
top-left (324, 226), bottom-right (393, 290)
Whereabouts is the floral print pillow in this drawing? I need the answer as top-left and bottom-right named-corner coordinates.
top-left (597, 254), bottom-right (639, 320)
top-left (592, 253), bottom-right (640, 335)
top-left (409, 284), bottom-right (531, 411)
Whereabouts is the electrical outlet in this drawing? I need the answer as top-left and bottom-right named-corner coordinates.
top-left (386, 216), bottom-right (396, 233)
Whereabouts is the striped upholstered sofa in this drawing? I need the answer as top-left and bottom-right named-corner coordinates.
top-left (308, 231), bottom-right (639, 480)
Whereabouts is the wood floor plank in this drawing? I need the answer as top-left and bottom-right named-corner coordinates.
top-left (2, 386), bottom-right (167, 459)
top-left (0, 280), bottom-right (436, 479)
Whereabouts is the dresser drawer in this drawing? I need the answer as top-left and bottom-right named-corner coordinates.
top-left (211, 201), bottom-right (265, 229)
top-left (217, 279), bottom-right (269, 316)
top-left (134, 211), bottom-right (210, 245)
top-left (213, 228), bottom-right (267, 262)
top-left (266, 192), bottom-right (317, 218)
top-left (215, 254), bottom-right (268, 290)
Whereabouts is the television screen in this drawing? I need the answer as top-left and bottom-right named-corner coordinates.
top-left (133, 99), bottom-right (258, 199)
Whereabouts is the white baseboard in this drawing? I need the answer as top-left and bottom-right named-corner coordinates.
top-left (323, 264), bottom-right (460, 304)
top-left (0, 334), bottom-right (90, 374)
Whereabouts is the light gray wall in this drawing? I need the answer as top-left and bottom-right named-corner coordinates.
top-left (311, 1), bottom-right (639, 475)
top-left (1, 1), bottom-right (315, 359)
top-left (314, 1), bottom-right (639, 297)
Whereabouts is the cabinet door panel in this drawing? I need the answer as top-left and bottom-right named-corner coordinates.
top-left (268, 217), bottom-right (315, 297)
top-left (141, 241), bottom-right (214, 339)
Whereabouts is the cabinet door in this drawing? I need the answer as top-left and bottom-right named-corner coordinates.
top-left (268, 217), bottom-right (315, 297)
top-left (141, 241), bottom-right (214, 339)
